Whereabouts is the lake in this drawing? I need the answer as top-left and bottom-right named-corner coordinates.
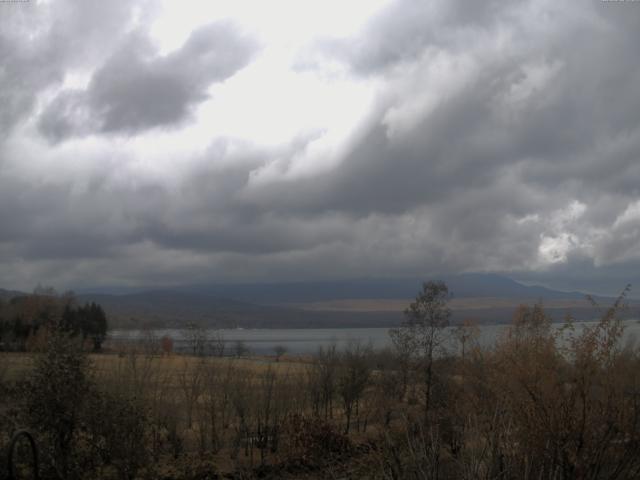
top-left (109, 319), bottom-right (640, 355)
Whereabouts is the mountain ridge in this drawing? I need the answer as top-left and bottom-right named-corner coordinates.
top-left (2, 274), bottom-right (634, 329)
top-left (75, 273), bottom-right (604, 304)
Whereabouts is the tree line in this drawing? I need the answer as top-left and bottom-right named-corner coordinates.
top-left (0, 289), bottom-right (107, 352)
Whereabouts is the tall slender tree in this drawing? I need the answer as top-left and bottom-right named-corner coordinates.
top-left (390, 281), bottom-right (451, 422)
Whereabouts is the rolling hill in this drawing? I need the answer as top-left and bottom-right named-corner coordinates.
top-left (3, 274), bottom-right (637, 329)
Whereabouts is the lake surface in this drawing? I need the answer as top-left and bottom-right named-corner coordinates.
top-left (109, 319), bottom-right (640, 355)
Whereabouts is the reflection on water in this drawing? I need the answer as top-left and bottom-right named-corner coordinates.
top-left (110, 319), bottom-right (640, 355)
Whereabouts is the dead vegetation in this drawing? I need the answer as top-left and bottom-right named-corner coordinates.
top-left (1, 284), bottom-right (639, 479)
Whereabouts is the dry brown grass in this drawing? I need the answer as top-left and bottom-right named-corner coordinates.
top-left (0, 352), bottom-right (35, 382)
top-left (0, 351), bottom-right (309, 386)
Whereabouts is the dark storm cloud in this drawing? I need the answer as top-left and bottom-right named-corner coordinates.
top-left (0, 8), bottom-right (63, 135)
top-left (236, 0), bottom-right (640, 282)
top-left (0, 0), bottom-right (155, 135)
top-left (0, 176), bottom-right (166, 260)
top-left (39, 21), bottom-right (257, 140)
top-left (2, 0), bottom-right (640, 292)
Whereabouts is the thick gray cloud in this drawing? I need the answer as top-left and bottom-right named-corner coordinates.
top-left (0, 0), bottom-right (157, 136)
top-left (0, 7), bottom-right (62, 135)
top-left (1, 0), bottom-right (640, 294)
top-left (39, 22), bottom-right (257, 140)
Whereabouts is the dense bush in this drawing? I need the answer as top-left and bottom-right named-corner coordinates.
top-left (22, 323), bottom-right (149, 480)
top-left (279, 414), bottom-right (354, 470)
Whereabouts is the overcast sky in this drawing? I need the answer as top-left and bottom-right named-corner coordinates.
top-left (1, 0), bottom-right (640, 295)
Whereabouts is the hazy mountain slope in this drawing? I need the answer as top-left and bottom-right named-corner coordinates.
top-left (3, 274), bottom-right (635, 328)
top-left (0, 288), bottom-right (25, 301)
top-left (182, 273), bottom-right (594, 304)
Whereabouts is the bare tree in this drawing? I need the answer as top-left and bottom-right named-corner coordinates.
top-left (229, 369), bottom-right (254, 461)
top-left (184, 323), bottom-right (209, 356)
top-left (338, 342), bottom-right (372, 434)
top-left (114, 347), bottom-right (158, 399)
top-left (389, 281), bottom-right (451, 422)
top-left (452, 319), bottom-right (480, 361)
top-left (177, 358), bottom-right (204, 429)
top-left (307, 345), bottom-right (339, 419)
top-left (388, 327), bottom-right (417, 400)
top-left (210, 329), bottom-right (226, 357)
top-left (139, 325), bottom-right (160, 357)
top-left (234, 339), bottom-right (249, 357)
top-left (372, 352), bottom-right (405, 427)
top-left (202, 358), bottom-right (237, 453)
top-left (255, 367), bottom-right (277, 464)
top-left (273, 344), bottom-right (287, 362)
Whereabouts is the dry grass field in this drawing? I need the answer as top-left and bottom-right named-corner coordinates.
top-left (1, 350), bottom-right (310, 389)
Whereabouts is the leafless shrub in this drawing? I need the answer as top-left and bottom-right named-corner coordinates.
top-left (177, 357), bottom-right (204, 429)
top-left (307, 344), bottom-right (338, 419)
top-left (184, 323), bottom-right (209, 357)
top-left (338, 342), bottom-right (372, 434)
top-left (279, 414), bottom-right (353, 470)
top-left (273, 344), bottom-right (287, 361)
top-left (210, 329), bottom-right (226, 357)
